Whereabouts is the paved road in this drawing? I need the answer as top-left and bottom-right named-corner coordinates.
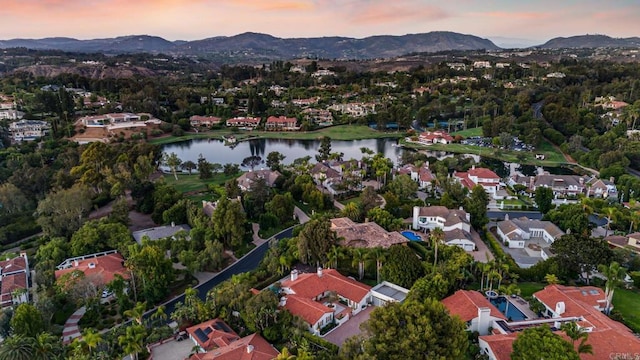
top-left (142, 227), bottom-right (295, 321)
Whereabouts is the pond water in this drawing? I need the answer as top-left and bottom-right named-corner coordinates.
top-left (162, 137), bottom-right (404, 168)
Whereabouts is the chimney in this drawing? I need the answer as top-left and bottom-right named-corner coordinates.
top-left (529, 176), bottom-right (535, 189)
top-left (246, 345), bottom-right (254, 354)
top-left (610, 176), bottom-right (615, 183)
top-left (171, 221), bottom-right (175, 227)
top-left (317, 267), bottom-right (323, 278)
top-left (74, 260), bottom-right (79, 267)
top-left (290, 270), bottom-right (298, 282)
top-left (579, 177), bottom-right (584, 186)
top-left (555, 301), bottom-right (565, 317)
top-left (477, 307), bottom-right (492, 335)
top-left (472, 165), bottom-right (476, 170)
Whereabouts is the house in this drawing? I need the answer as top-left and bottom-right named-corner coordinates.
top-left (0, 109), bottom-right (24, 120)
top-left (310, 162), bottom-right (344, 194)
top-left (625, 232), bottom-right (640, 253)
top-left (302, 108), bottom-right (333, 126)
top-left (0, 253), bottom-right (30, 308)
top-left (132, 224), bottom-right (191, 244)
top-left (311, 69), bottom-right (336, 78)
top-left (190, 115), bottom-right (222, 127)
top-left (190, 333), bottom-right (280, 360)
top-left (291, 98), bottom-right (318, 107)
top-left (370, 281), bottom-right (409, 307)
top-left (586, 177), bottom-right (618, 199)
top-left (496, 217), bottom-right (564, 248)
top-left (330, 217), bottom-right (408, 248)
top-left (412, 206), bottom-right (476, 251)
top-left (396, 163), bottom-right (435, 190)
top-left (280, 268), bottom-right (372, 335)
top-left (9, 120), bottom-right (50, 141)
top-left (441, 290), bottom-right (506, 335)
top-left (236, 170), bottom-right (282, 191)
top-left (473, 61), bottom-right (492, 69)
top-left (327, 102), bottom-right (376, 117)
top-left (418, 131), bottom-right (454, 145)
top-left (225, 117), bottom-right (261, 129)
top-left (478, 285), bottom-right (640, 359)
top-left (79, 113), bottom-right (141, 127)
top-left (510, 174), bottom-right (587, 197)
top-left (202, 197), bottom-right (243, 218)
top-left (187, 318), bottom-right (240, 352)
top-left (453, 166), bottom-right (502, 198)
top-left (55, 250), bottom-right (130, 288)
top-left (264, 116), bottom-right (298, 131)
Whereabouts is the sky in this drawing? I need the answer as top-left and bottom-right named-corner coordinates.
top-left (2, 0), bottom-right (639, 46)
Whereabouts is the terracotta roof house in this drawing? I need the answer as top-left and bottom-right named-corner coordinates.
top-left (330, 217), bottom-right (408, 248)
top-left (264, 116), bottom-right (298, 131)
top-left (0, 253), bottom-right (30, 308)
top-left (132, 224), bottom-right (191, 244)
top-left (190, 115), bottom-right (222, 127)
top-left (55, 250), bottom-right (129, 287)
top-left (479, 285), bottom-right (640, 360)
top-left (442, 290), bottom-right (506, 335)
top-left (187, 318), bottom-right (240, 352)
top-left (396, 163), bottom-right (435, 190)
top-left (412, 206), bottom-right (471, 232)
top-left (627, 232), bottom-right (640, 253)
top-left (418, 131), bottom-right (454, 145)
top-left (496, 216), bottom-right (564, 249)
top-left (280, 268), bottom-right (372, 335)
top-left (190, 333), bottom-right (280, 360)
top-left (225, 117), bottom-right (261, 128)
top-left (454, 166), bottom-right (502, 199)
top-left (236, 170), bottom-right (282, 192)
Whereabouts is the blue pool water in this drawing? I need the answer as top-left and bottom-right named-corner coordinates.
top-left (401, 231), bottom-right (421, 241)
top-left (490, 297), bottom-right (527, 321)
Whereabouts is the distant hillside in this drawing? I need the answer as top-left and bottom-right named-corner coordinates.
top-left (539, 35), bottom-right (640, 49)
top-left (0, 32), bottom-right (499, 60)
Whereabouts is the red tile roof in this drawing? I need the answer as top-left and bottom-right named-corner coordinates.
top-left (283, 295), bottom-right (333, 325)
top-left (479, 333), bottom-right (516, 360)
top-left (266, 116), bottom-right (297, 124)
top-left (54, 253), bottom-right (129, 285)
top-left (0, 256), bottom-right (27, 273)
top-left (190, 333), bottom-right (279, 360)
top-left (186, 318), bottom-right (239, 351)
top-left (468, 167), bottom-right (500, 180)
top-left (0, 272), bottom-right (27, 306)
top-left (281, 269), bottom-right (371, 303)
top-left (441, 290), bottom-right (506, 322)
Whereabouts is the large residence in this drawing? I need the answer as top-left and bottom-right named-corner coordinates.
top-left (328, 102), bottom-right (376, 117)
top-left (80, 112), bottom-right (140, 127)
top-left (396, 163), bottom-right (435, 190)
top-left (606, 232), bottom-right (640, 254)
top-left (184, 318), bottom-right (280, 360)
top-left (9, 120), bottom-right (50, 141)
top-left (236, 169), bottom-right (282, 192)
top-left (417, 131), bottom-right (454, 145)
top-left (496, 217), bottom-right (564, 249)
top-left (412, 206), bottom-right (475, 251)
top-left (302, 108), bottom-right (333, 126)
top-left (330, 217), bottom-right (408, 248)
top-left (55, 250), bottom-right (130, 288)
top-left (265, 116), bottom-right (298, 131)
top-left (190, 115), bottom-right (223, 127)
top-left (442, 290), bottom-right (506, 335)
top-left (225, 117), bottom-right (261, 129)
top-left (280, 268), bottom-right (372, 335)
top-left (453, 166), bottom-right (502, 199)
top-left (509, 174), bottom-right (587, 198)
top-left (478, 285), bottom-right (640, 360)
top-left (310, 160), bottom-right (363, 195)
top-left (132, 224), bottom-right (191, 244)
top-left (0, 253), bottom-right (30, 308)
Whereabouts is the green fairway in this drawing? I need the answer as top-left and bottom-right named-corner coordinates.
top-left (149, 125), bottom-right (404, 145)
top-left (612, 288), bottom-right (640, 333)
top-left (451, 127), bottom-right (483, 137)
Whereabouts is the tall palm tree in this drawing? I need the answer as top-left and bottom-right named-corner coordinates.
top-left (488, 270), bottom-right (501, 294)
top-left (560, 322), bottom-right (593, 355)
top-left (351, 248), bottom-right (367, 280)
top-left (124, 301), bottom-right (147, 326)
top-left (33, 332), bottom-right (64, 360)
top-left (430, 228), bottom-right (445, 271)
top-left (118, 325), bottom-right (146, 360)
top-left (150, 305), bottom-right (167, 325)
top-left (81, 328), bottom-right (102, 355)
top-left (479, 262), bottom-right (491, 291)
top-left (276, 347), bottom-right (297, 360)
top-left (327, 246), bottom-right (344, 269)
top-left (0, 334), bottom-right (35, 360)
top-left (368, 247), bottom-right (386, 284)
top-left (597, 261), bottom-right (626, 314)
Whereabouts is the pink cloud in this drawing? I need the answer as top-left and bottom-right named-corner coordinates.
top-left (353, 3), bottom-right (448, 24)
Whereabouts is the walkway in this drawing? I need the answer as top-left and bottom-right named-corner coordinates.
top-left (62, 306), bottom-right (86, 344)
top-left (294, 206), bottom-right (310, 223)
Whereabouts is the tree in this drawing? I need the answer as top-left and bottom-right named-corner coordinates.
top-left (265, 193), bottom-right (295, 224)
top-left (197, 154), bottom-right (213, 179)
top-left (544, 273), bottom-right (560, 285)
top-left (316, 136), bottom-right (331, 162)
top-left (430, 227), bottom-right (444, 269)
top-left (408, 273), bottom-right (450, 301)
top-left (560, 322), bottom-right (593, 355)
top-left (380, 245), bottom-right (425, 288)
top-left (545, 204), bottom-right (593, 236)
top-left (511, 325), bottom-right (579, 360)
top-left (0, 183), bottom-right (31, 215)
top-left (551, 233), bottom-right (613, 283)
top-left (124, 301), bottom-right (147, 325)
top-left (126, 243), bottom-right (175, 303)
top-left (597, 261), bottom-right (626, 314)
top-left (297, 218), bottom-right (337, 266)
top-left (211, 196), bottom-right (246, 248)
top-left (535, 186), bottom-right (554, 214)
top-left (369, 247), bottom-right (386, 284)
top-left (266, 151), bottom-right (286, 171)
top-left (366, 207), bottom-right (402, 231)
top-left (182, 160), bottom-right (197, 175)
top-left (351, 248), bottom-right (367, 280)
top-left (242, 290), bottom-right (279, 333)
top-left (359, 186), bottom-right (379, 213)
top-left (80, 328), bottom-right (102, 355)
top-left (162, 152), bottom-right (182, 180)
top-left (118, 325), bottom-right (146, 360)
top-left (10, 303), bottom-right (45, 338)
top-left (340, 202), bottom-right (362, 222)
top-left (464, 185), bottom-right (489, 230)
top-left (70, 219), bottom-right (132, 257)
top-left (35, 184), bottom-right (93, 238)
top-left (386, 174), bottom-right (418, 200)
top-left (0, 334), bottom-right (36, 360)
top-left (340, 299), bottom-right (468, 359)
top-left (241, 155), bottom-right (263, 171)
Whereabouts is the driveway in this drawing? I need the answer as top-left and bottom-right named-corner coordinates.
top-left (324, 305), bottom-right (375, 346)
top-left (470, 230), bottom-right (494, 263)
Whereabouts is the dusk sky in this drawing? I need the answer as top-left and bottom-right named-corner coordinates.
top-left (2, 0), bottom-right (639, 45)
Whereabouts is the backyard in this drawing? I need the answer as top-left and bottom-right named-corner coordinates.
top-left (162, 172), bottom-right (238, 195)
top-left (612, 288), bottom-right (640, 333)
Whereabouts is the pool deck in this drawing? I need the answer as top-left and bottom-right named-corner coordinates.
top-left (505, 296), bottom-right (538, 320)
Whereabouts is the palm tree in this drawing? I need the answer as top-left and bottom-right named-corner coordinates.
top-left (80, 328), bottom-right (102, 355)
top-left (327, 246), bottom-right (344, 269)
top-left (488, 270), bottom-right (501, 294)
top-left (597, 261), bottom-right (626, 314)
top-left (368, 247), bottom-right (386, 284)
top-left (479, 262), bottom-right (491, 291)
top-left (560, 322), bottom-right (593, 355)
top-left (0, 334), bottom-right (35, 360)
top-left (430, 228), bottom-right (444, 271)
top-left (544, 273), bottom-right (560, 285)
top-left (150, 305), bottom-right (167, 325)
top-left (32, 332), bottom-right (64, 360)
top-left (123, 301), bottom-right (147, 326)
top-left (603, 207), bottom-right (618, 237)
top-left (276, 347), bottom-right (297, 360)
top-left (118, 325), bottom-right (146, 360)
top-left (500, 284), bottom-right (520, 321)
top-left (351, 248), bottom-right (367, 280)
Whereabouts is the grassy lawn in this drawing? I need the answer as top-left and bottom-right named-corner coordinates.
top-left (451, 127), bottom-right (483, 137)
top-left (340, 196), bottom-right (362, 207)
top-left (517, 282), bottom-right (545, 298)
top-left (149, 125), bottom-right (404, 145)
top-left (162, 172), bottom-right (238, 194)
top-left (612, 288), bottom-right (640, 333)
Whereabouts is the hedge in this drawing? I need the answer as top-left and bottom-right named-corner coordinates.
top-left (481, 230), bottom-right (518, 270)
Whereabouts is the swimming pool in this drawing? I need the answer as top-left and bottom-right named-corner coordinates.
top-left (490, 296), bottom-right (528, 321)
top-left (401, 231), bottom-right (421, 241)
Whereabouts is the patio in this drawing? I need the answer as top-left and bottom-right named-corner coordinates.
top-left (323, 305), bottom-right (375, 346)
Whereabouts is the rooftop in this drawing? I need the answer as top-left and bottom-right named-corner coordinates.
top-left (54, 252), bottom-right (129, 285)
top-left (186, 318), bottom-right (239, 351)
top-left (441, 290), bottom-right (506, 322)
top-left (330, 217), bottom-right (408, 248)
top-left (191, 333), bottom-right (280, 360)
top-left (132, 224), bottom-right (191, 243)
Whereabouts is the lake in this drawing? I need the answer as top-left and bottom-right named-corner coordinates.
top-left (161, 137), bottom-right (404, 168)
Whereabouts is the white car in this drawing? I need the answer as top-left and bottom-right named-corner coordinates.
top-left (101, 290), bottom-right (113, 298)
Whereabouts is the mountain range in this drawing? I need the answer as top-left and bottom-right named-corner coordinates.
top-left (0, 33), bottom-right (638, 60)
